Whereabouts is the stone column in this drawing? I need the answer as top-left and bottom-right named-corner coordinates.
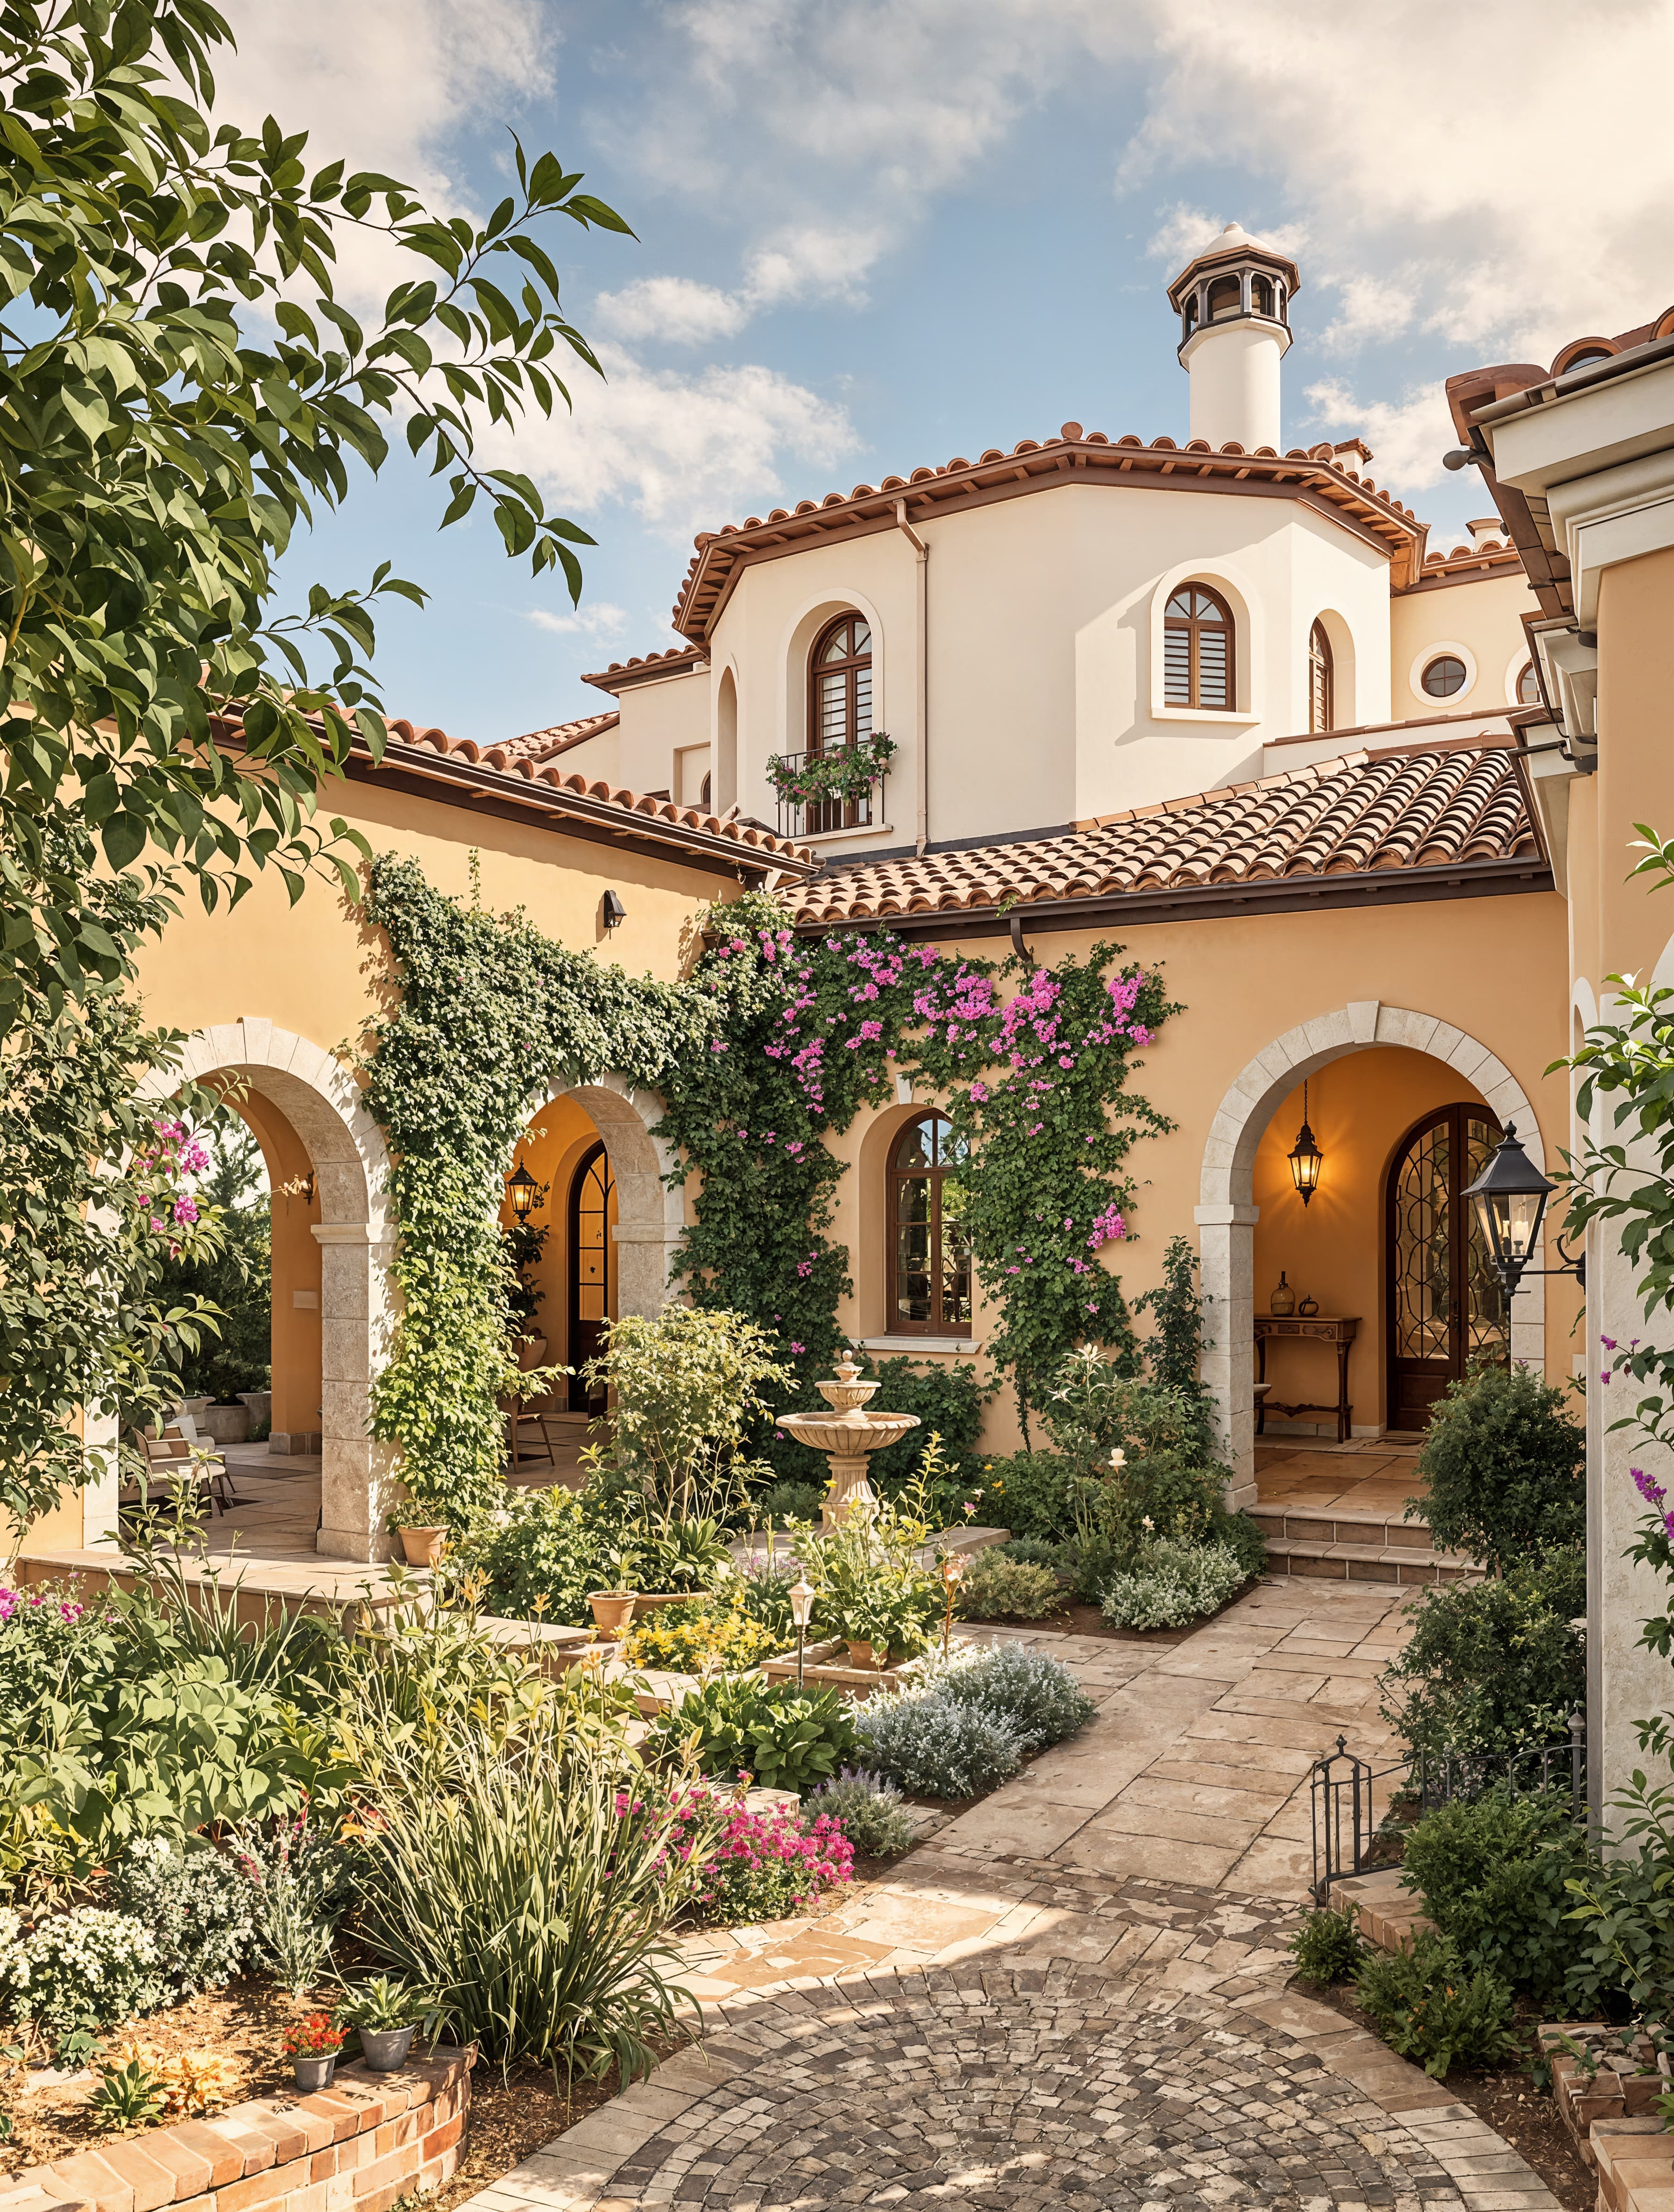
top-left (1195, 1201), bottom-right (1260, 1510)
top-left (313, 1221), bottom-right (399, 1561)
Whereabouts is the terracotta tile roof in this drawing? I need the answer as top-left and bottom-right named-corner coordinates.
top-left (1402, 539), bottom-right (1525, 590)
top-left (369, 716), bottom-right (814, 872)
top-left (671, 426), bottom-right (1431, 641)
top-left (790, 744), bottom-right (1540, 926)
top-left (582, 645), bottom-right (708, 695)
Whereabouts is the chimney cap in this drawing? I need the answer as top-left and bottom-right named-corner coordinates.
top-left (1166, 221), bottom-right (1301, 312)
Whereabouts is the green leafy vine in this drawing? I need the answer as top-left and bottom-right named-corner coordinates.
top-left (359, 861), bottom-right (1178, 1514)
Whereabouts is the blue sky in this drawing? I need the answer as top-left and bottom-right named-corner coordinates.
top-left (218, 0), bottom-right (1674, 748)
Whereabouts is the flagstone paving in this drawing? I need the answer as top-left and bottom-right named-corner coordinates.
top-left (459, 1574), bottom-right (1560, 2212)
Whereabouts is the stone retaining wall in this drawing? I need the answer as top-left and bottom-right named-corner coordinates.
top-left (0, 2049), bottom-right (471, 2212)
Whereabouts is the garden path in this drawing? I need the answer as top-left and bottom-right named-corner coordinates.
top-left (459, 1576), bottom-right (1562, 2212)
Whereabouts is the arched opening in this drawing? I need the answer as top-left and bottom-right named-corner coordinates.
top-left (887, 1111), bottom-right (972, 1337)
top-left (504, 1071), bottom-right (681, 1448)
top-left (136, 1021), bottom-right (396, 1562)
top-left (1206, 274), bottom-right (1241, 323)
top-left (1163, 584), bottom-right (1235, 709)
top-left (715, 666), bottom-right (738, 815)
top-left (808, 610), bottom-right (874, 833)
top-left (1200, 1004), bottom-right (1547, 1507)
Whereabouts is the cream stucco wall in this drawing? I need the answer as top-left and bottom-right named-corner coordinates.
top-left (1389, 570), bottom-right (1541, 721)
top-left (612, 668), bottom-right (713, 799)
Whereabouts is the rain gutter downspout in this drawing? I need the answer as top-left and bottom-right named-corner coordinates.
top-left (895, 499), bottom-right (929, 854)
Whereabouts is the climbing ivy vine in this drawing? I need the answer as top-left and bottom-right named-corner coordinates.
top-left (360, 859), bottom-right (1177, 1516)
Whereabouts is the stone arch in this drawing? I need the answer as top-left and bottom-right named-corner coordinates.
top-left (546, 1073), bottom-right (684, 1321)
top-left (1196, 1001), bottom-right (1546, 1506)
top-left (144, 1019), bottom-right (398, 1561)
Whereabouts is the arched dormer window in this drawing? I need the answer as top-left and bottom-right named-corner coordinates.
top-left (1164, 585), bottom-right (1234, 710)
top-left (889, 1112), bottom-right (971, 1336)
top-left (1516, 660), bottom-right (1541, 707)
top-left (1308, 620), bottom-right (1334, 733)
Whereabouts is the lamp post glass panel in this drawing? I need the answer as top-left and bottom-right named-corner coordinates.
top-left (1462, 1121), bottom-right (1553, 1292)
top-left (790, 1576), bottom-right (816, 1687)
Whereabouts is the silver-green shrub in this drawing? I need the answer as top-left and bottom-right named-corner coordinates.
top-left (919, 1643), bottom-right (1095, 1749)
top-left (1099, 1538), bottom-right (1248, 1630)
top-left (106, 1837), bottom-right (258, 1997)
top-left (0, 1904), bottom-right (160, 2042)
top-left (853, 1693), bottom-right (1024, 1800)
top-left (802, 1770), bottom-right (917, 1858)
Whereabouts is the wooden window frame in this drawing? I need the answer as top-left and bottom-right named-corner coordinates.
top-left (808, 612), bottom-right (872, 759)
top-left (887, 1112), bottom-right (972, 1337)
top-left (1163, 584), bottom-right (1235, 711)
top-left (1516, 660), bottom-right (1541, 707)
top-left (1421, 653), bottom-right (1468, 700)
top-left (1308, 619), bottom-right (1334, 733)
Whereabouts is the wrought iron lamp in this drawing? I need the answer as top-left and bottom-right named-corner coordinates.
top-left (601, 889), bottom-right (627, 932)
top-left (1462, 1121), bottom-right (1585, 1295)
top-left (789, 1576), bottom-right (816, 1688)
top-left (505, 1160), bottom-right (540, 1220)
top-left (1288, 1080), bottom-right (1323, 1206)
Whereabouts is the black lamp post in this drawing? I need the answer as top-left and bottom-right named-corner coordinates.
top-left (1462, 1121), bottom-right (1585, 1296)
top-left (1288, 1079), bottom-right (1323, 1206)
top-left (506, 1160), bottom-right (540, 1220)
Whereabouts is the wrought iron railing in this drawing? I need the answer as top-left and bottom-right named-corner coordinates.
top-left (1309, 1712), bottom-right (1586, 1903)
top-left (771, 750), bottom-right (884, 840)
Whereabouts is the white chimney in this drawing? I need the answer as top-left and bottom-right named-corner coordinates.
top-left (1166, 222), bottom-right (1301, 454)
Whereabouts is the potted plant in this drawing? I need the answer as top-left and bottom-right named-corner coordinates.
top-left (338, 1975), bottom-right (433, 2073)
top-left (281, 2012), bottom-right (346, 2093)
top-left (390, 1502), bottom-right (449, 1568)
top-left (588, 1536), bottom-right (641, 1635)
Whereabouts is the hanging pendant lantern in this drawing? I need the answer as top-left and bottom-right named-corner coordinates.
top-left (506, 1160), bottom-right (540, 1219)
top-left (1288, 1079), bottom-right (1323, 1206)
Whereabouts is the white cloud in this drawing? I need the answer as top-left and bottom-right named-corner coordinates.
top-left (593, 277), bottom-right (748, 346)
top-left (482, 343), bottom-right (858, 543)
top-left (1305, 378), bottom-right (1454, 495)
top-left (743, 223), bottom-right (887, 307)
top-left (1319, 273), bottom-right (1419, 354)
top-left (524, 602), bottom-right (630, 639)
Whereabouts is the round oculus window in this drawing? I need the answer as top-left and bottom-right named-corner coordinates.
top-left (1422, 654), bottom-right (1468, 700)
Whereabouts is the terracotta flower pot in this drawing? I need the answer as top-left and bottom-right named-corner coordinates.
top-left (399, 1525), bottom-right (447, 1567)
top-left (516, 1334), bottom-right (548, 1372)
top-left (846, 1638), bottom-right (881, 1671)
top-left (631, 1591), bottom-right (693, 1617)
top-left (589, 1592), bottom-right (636, 1635)
top-left (291, 2053), bottom-right (337, 2093)
top-left (359, 2025), bottom-right (416, 2072)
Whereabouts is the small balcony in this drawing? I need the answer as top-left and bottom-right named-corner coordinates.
top-left (769, 743), bottom-right (890, 841)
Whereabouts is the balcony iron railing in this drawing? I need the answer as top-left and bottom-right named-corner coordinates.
top-left (771, 748), bottom-right (886, 841)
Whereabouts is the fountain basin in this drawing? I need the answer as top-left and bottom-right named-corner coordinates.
top-left (779, 1352), bottom-right (921, 1527)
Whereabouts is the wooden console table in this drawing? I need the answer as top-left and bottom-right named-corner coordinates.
top-left (1255, 1315), bottom-right (1360, 1442)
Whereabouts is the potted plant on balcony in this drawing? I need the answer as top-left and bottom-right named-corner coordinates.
top-left (281, 2012), bottom-right (346, 2093)
top-left (337, 1976), bottom-right (435, 2073)
top-left (766, 730), bottom-right (896, 815)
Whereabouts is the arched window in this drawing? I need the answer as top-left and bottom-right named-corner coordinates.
top-left (1206, 274), bottom-right (1241, 323)
top-left (1250, 273), bottom-right (1274, 317)
top-left (1516, 660), bottom-right (1541, 707)
top-left (1308, 620), bottom-right (1334, 733)
top-left (889, 1112), bottom-right (971, 1335)
top-left (1164, 585), bottom-right (1234, 710)
top-left (810, 611), bottom-right (872, 756)
top-left (1421, 653), bottom-right (1468, 701)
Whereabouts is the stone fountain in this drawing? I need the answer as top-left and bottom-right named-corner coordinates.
top-left (778, 1348), bottom-right (920, 1528)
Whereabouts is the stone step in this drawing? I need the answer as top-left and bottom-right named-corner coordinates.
top-left (1263, 1534), bottom-right (1481, 1586)
top-left (1251, 1503), bottom-right (1434, 1551)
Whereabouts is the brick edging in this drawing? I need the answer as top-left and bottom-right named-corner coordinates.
top-left (0, 2049), bottom-right (473, 2212)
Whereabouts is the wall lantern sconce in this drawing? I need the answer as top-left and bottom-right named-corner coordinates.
top-left (505, 1160), bottom-right (541, 1220)
top-left (281, 1170), bottom-right (316, 1205)
top-left (601, 889), bottom-right (627, 933)
top-left (1287, 1080), bottom-right (1323, 1206)
top-left (1463, 1120), bottom-right (1585, 1296)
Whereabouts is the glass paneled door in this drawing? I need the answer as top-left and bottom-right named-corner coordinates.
top-left (1385, 1104), bottom-right (1508, 1431)
top-left (567, 1141), bottom-right (615, 1413)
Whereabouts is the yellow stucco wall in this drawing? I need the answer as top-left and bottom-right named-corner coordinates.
top-left (1389, 571), bottom-right (1540, 722)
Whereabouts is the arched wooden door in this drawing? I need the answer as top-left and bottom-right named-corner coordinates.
top-left (567, 1141), bottom-right (614, 1412)
top-left (1385, 1104), bottom-right (1508, 1431)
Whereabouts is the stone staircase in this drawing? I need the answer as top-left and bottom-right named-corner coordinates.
top-left (1252, 1498), bottom-right (1481, 1585)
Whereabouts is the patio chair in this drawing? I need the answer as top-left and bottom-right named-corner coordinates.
top-left (173, 1412), bottom-right (241, 1504)
top-left (121, 1425), bottom-right (236, 1517)
top-left (504, 1397), bottom-right (558, 1470)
